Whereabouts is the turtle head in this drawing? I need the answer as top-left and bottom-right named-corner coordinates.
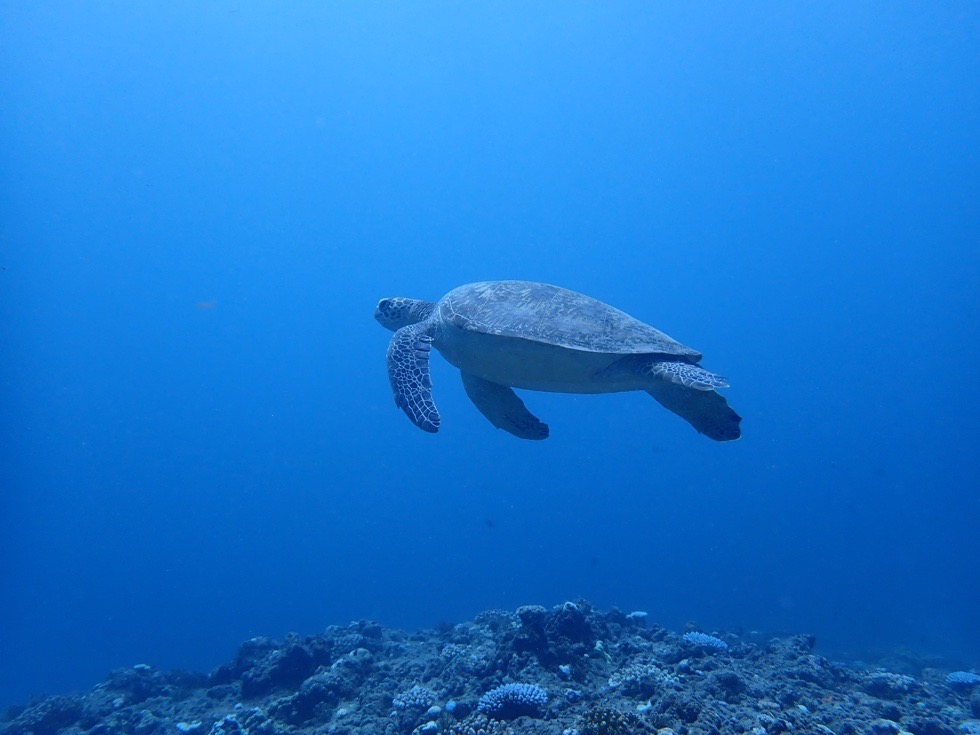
top-left (375, 297), bottom-right (436, 331)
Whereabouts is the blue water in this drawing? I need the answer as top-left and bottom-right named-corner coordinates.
top-left (2, 2), bottom-right (978, 707)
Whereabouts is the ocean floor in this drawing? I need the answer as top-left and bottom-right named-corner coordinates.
top-left (3, 601), bottom-right (979, 735)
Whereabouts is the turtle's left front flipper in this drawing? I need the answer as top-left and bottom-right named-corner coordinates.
top-left (643, 361), bottom-right (741, 441)
top-left (387, 325), bottom-right (441, 432)
top-left (460, 372), bottom-right (549, 440)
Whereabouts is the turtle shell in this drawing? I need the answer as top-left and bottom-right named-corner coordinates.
top-left (439, 280), bottom-right (701, 359)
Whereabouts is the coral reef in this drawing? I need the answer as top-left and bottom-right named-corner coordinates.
top-left (2, 601), bottom-right (978, 735)
top-left (681, 631), bottom-right (729, 652)
top-left (947, 671), bottom-right (980, 689)
top-left (607, 657), bottom-right (678, 697)
top-left (577, 705), bottom-right (655, 735)
top-left (476, 683), bottom-right (547, 719)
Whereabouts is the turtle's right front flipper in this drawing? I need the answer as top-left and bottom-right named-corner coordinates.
top-left (460, 372), bottom-right (549, 440)
top-left (387, 325), bottom-right (441, 433)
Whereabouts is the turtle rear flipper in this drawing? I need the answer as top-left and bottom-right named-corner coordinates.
top-left (646, 381), bottom-right (741, 441)
top-left (645, 360), bottom-right (729, 390)
top-left (386, 325), bottom-right (441, 433)
top-left (460, 372), bottom-right (549, 440)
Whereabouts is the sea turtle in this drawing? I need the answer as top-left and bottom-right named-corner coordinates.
top-left (374, 280), bottom-right (741, 441)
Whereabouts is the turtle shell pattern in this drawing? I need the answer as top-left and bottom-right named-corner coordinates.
top-left (439, 280), bottom-right (701, 359)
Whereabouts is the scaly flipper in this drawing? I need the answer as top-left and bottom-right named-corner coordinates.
top-left (646, 380), bottom-right (741, 441)
top-left (460, 372), bottom-right (549, 440)
top-left (645, 360), bottom-right (729, 390)
top-left (386, 325), bottom-right (441, 432)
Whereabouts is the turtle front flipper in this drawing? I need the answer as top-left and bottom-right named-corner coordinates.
top-left (460, 372), bottom-right (549, 440)
top-left (645, 368), bottom-right (741, 441)
top-left (387, 325), bottom-right (441, 433)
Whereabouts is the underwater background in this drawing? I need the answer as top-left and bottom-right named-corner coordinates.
top-left (1, 2), bottom-right (977, 708)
